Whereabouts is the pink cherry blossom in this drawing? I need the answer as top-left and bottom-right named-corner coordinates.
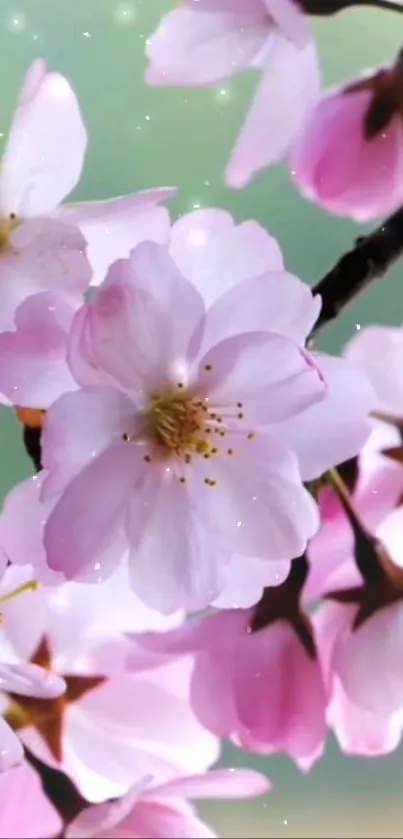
top-left (128, 607), bottom-right (327, 771)
top-left (0, 221), bottom-right (375, 611)
top-left (0, 564), bottom-right (218, 801)
top-left (0, 760), bottom-right (62, 838)
top-left (0, 58), bottom-right (175, 303)
top-left (35, 240), bottom-right (326, 613)
top-left (314, 601), bottom-right (403, 757)
top-left (290, 57), bottom-right (403, 221)
top-left (306, 421), bottom-right (403, 601)
top-left (146, 0), bottom-right (320, 187)
top-left (66, 769), bottom-right (270, 839)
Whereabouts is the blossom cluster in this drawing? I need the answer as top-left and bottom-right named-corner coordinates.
top-left (0, 0), bottom-right (403, 834)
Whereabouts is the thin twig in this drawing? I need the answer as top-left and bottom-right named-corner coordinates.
top-left (311, 204), bottom-right (403, 335)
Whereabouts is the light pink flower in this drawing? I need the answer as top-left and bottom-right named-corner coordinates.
top-left (0, 760), bottom-right (62, 838)
top-left (31, 240), bottom-right (325, 613)
top-left (0, 564), bottom-right (218, 801)
top-left (0, 58), bottom-right (175, 306)
top-left (128, 606), bottom-right (327, 771)
top-left (0, 221), bottom-right (375, 611)
top-left (306, 421), bottom-right (403, 600)
top-left (66, 769), bottom-right (270, 839)
top-left (146, 0), bottom-right (320, 187)
top-left (314, 600), bottom-right (403, 757)
top-left (290, 56), bottom-right (403, 221)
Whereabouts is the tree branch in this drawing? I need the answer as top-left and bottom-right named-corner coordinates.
top-left (311, 205), bottom-right (403, 335)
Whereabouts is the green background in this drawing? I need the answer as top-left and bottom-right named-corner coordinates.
top-left (0, 1), bottom-right (402, 835)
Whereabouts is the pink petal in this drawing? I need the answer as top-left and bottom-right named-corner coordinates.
top-left (314, 603), bottom-right (403, 756)
top-left (278, 353), bottom-right (375, 481)
top-left (0, 64), bottom-right (86, 216)
top-left (41, 386), bottom-right (135, 499)
top-left (70, 244), bottom-right (205, 395)
top-left (190, 435), bottom-right (319, 562)
top-left (59, 189), bottom-right (176, 286)
top-left (212, 554), bottom-right (289, 609)
top-left (117, 800), bottom-right (216, 839)
top-left (65, 780), bottom-right (148, 838)
top-left (0, 475), bottom-right (63, 587)
top-left (290, 86), bottom-right (403, 221)
top-left (263, 0), bottom-right (310, 46)
top-left (0, 720), bottom-right (23, 773)
top-left (128, 242), bottom-right (205, 363)
top-left (0, 661), bottom-right (64, 699)
top-left (146, 5), bottom-right (269, 86)
top-left (70, 666), bottom-right (219, 799)
top-left (345, 324), bottom-right (403, 415)
top-left (197, 332), bottom-right (326, 425)
top-left (226, 38), bottom-right (320, 187)
top-left (202, 271), bottom-right (321, 349)
top-left (334, 603), bottom-right (403, 715)
top-left (44, 443), bottom-right (141, 581)
top-left (170, 209), bottom-right (283, 308)
top-left (0, 292), bottom-right (77, 408)
top-left (152, 768), bottom-right (270, 800)
top-left (0, 761), bottom-right (62, 836)
top-left (127, 468), bottom-right (224, 613)
top-left (233, 622), bottom-right (327, 768)
top-left (0, 218), bottom-right (91, 332)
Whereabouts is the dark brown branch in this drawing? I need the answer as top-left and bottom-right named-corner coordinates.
top-left (311, 204), bottom-right (403, 335)
top-left (299, 0), bottom-right (403, 16)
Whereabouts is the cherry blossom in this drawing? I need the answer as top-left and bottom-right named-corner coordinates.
top-left (66, 769), bottom-right (270, 839)
top-left (290, 50), bottom-right (403, 221)
top-left (0, 760), bottom-right (62, 838)
top-left (128, 611), bottom-right (327, 771)
top-left (0, 564), bottom-right (66, 772)
top-left (0, 564), bottom-right (218, 801)
top-left (146, 0), bottom-right (320, 187)
top-left (0, 58), bottom-right (175, 309)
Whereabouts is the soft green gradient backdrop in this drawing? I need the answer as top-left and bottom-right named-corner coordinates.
top-left (0, 2), bottom-right (402, 835)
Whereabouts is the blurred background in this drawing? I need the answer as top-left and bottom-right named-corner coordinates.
top-left (0, 0), bottom-right (402, 834)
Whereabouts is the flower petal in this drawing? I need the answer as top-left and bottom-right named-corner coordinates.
top-left (170, 209), bottom-right (283, 308)
top-left (59, 189), bottom-right (176, 286)
top-left (0, 661), bottom-right (65, 699)
top-left (152, 768), bottom-right (270, 800)
top-left (44, 443), bottom-right (140, 581)
top-left (0, 761), bottom-right (62, 835)
top-left (202, 271), bottom-right (320, 349)
top-left (212, 554), bottom-right (289, 609)
top-left (233, 622), bottom-right (326, 768)
top-left (0, 219), bottom-right (91, 332)
top-left (146, 5), bottom-right (269, 86)
top-left (127, 469), bottom-right (224, 613)
top-left (0, 476), bottom-right (63, 586)
top-left (226, 38), bottom-right (320, 187)
top-left (190, 435), bottom-right (319, 561)
top-left (41, 386), bottom-right (135, 499)
top-left (0, 718), bottom-right (23, 772)
top-left (278, 353), bottom-right (375, 481)
top-left (334, 603), bottom-right (403, 715)
top-left (0, 292), bottom-right (77, 409)
top-left (197, 332), bottom-right (326, 425)
top-left (0, 62), bottom-right (86, 216)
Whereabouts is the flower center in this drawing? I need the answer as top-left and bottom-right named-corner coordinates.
top-left (0, 213), bottom-right (19, 250)
top-left (142, 389), bottom-right (209, 457)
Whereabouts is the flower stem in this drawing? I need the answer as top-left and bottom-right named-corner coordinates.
top-left (311, 204), bottom-right (403, 335)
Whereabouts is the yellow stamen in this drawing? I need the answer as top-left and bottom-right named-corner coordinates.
top-left (0, 579), bottom-right (39, 607)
